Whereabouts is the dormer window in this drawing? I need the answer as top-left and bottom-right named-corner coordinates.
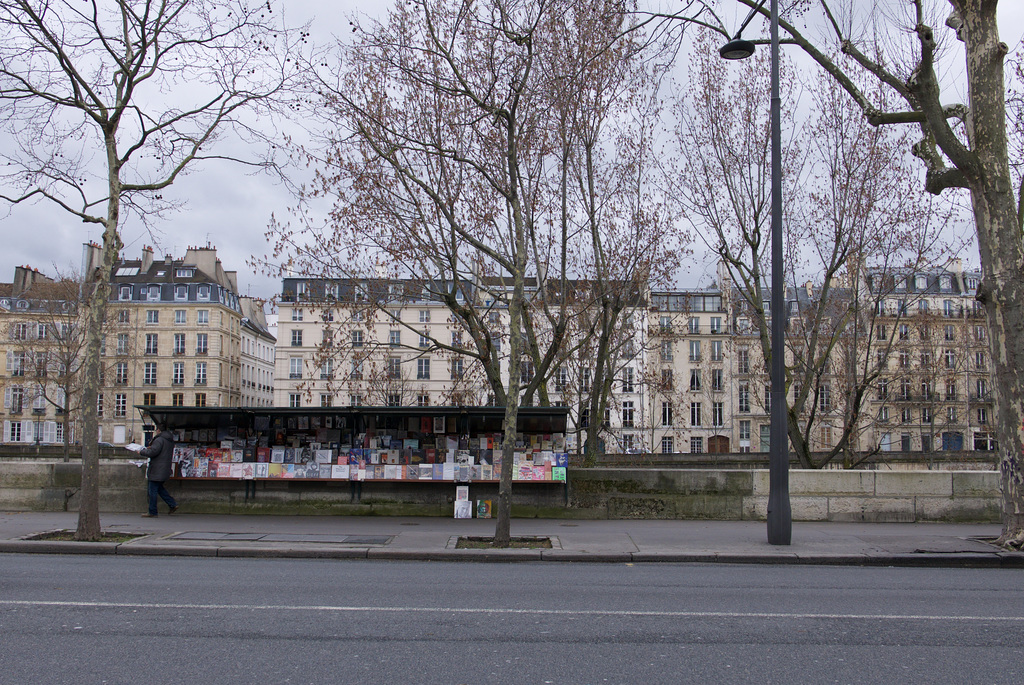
top-left (915, 275), bottom-right (927, 290)
top-left (118, 285), bottom-right (132, 301)
top-left (176, 268), bottom-right (194, 278)
top-left (198, 284), bottom-right (210, 301)
top-left (174, 284), bottom-right (187, 300)
top-left (940, 275), bottom-right (952, 291)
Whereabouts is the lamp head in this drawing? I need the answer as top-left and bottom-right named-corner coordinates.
top-left (720, 38), bottom-right (756, 60)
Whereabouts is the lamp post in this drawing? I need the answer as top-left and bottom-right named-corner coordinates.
top-left (721, 0), bottom-right (792, 545)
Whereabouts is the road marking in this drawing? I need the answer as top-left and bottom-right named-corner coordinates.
top-left (1, 599), bottom-right (1022, 622)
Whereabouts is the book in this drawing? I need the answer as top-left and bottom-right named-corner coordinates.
top-left (476, 500), bottom-right (492, 519)
top-left (454, 500), bottom-right (472, 519)
top-left (254, 463), bottom-right (269, 479)
top-left (455, 485), bottom-right (470, 501)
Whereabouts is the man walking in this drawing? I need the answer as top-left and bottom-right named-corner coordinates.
top-left (139, 422), bottom-right (178, 518)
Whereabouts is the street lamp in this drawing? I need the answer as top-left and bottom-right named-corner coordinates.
top-left (721, 0), bottom-right (792, 545)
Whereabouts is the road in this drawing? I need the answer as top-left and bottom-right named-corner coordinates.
top-left (1, 554), bottom-right (1021, 684)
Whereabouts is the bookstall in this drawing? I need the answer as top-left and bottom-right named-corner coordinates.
top-left (141, 405), bottom-right (570, 486)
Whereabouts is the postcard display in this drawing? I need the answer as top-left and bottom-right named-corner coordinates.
top-left (170, 413), bottom-right (569, 483)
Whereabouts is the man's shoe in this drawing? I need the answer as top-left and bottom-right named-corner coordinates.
top-left (168, 506), bottom-right (178, 515)
top-left (141, 513), bottom-right (157, 518)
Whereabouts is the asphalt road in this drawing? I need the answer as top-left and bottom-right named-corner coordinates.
top-left (1, 555), bottom-right (1022, 684)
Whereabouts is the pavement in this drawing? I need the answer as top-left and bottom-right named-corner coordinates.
top-left (0, 510), bottom-right (1020, 566)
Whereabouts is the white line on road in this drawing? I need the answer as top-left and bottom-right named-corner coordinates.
top-left (1, 599), bottom-right (1022, 622)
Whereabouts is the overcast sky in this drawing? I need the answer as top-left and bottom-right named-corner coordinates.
top-left (2, 1), bottom-right (1022, 303)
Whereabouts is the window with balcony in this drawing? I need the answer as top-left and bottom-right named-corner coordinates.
top-left (689, 369), bottom-right (701, 392)
top-left (289, 358), bottom-right (302, 380)
top-left (711, 368), bottom-right (723, 391)
top-left (291, 330), bottom-right (303, 347)
top-left (196, 333), bottom-right (208, 355)
top-left (416, 358), bottom-right (431, 380)
top-left (172, 362), bottom-right (184, 385)
top-left (115, 362), bottom-right (129, 385)
top-left (143, 362), bottom-right (157, 385)
top-left (711, 340), bottom-right (723, 361)
top-left (173, 333), bottom-right (185, 355)
top-left (389, 330), bottom-right (401, 346)
top-left (451, 359), bottom-right (464, 380)
top-left (195, 361), bottom-right (207, 385)
top-left (387, 357), bottom-right (402, 380)
top-left (689, 340), bottom-right (701, 362)
top-left (144, 334), bottom-right (158, 355)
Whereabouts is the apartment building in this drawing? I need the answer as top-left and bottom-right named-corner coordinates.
top-left (83, 243), bottom-right (268, 444)
top-left (0, 266), bottom-right (73, 445)
top-left (862, 260), bottom-right (993, 454)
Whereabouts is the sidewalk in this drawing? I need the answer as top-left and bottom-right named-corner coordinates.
top-left (0, 510), bottom-right (1019, 566)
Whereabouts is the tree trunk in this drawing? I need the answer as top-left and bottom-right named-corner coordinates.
top-left (75, 130), bottom-right (122, 541)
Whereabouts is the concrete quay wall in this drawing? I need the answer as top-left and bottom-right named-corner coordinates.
top-left (0, 462), bottom-right (1000, 522)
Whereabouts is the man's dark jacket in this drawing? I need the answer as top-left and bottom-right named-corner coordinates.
top-left (140, 430), bottom-right (175, 481)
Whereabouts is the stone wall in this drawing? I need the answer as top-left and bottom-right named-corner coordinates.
top-left (0, 462), bottom-right (1001, 522)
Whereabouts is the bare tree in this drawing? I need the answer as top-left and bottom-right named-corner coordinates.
top-left (671, 30), bottom-right (950, 469)
top-left (269, 0), bottom-right (668, 545)
top-left (0, 0), bottom-right (302, 539)
top-left (660, 0), bottom-right (1024, 549)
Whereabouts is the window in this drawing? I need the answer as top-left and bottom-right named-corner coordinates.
top-left (622, 401), bottom-right (635, 428)
top-left (878, 406), bottom-right (890, 422)
top-left (899, 324), bottom-right (909, 340)
top-left (944, 324), bottom-right (955, 341)
top-left (351, 330), bottom-right (364, 347)
top-left (416, 394), bottom-right (430, 407)
top-left (940, 275), bottom-right (952, 291)
top-left (291, 330), bottom-right (303, 347)
top-left (945, 380), bottom-right (957, 401)
top-left (145, 334), bottom-right (158, 355)
top-left (690, 436), bottom-right (704, 454)
top-left (922, 407), bottom-right (933, 424)
top-left (621, 434), bottom-right (635, 452)
top-left (944, 349), bottom-right (955, 368)
top-left (582, 368), bottom-right (592, 393)
top-left (974, 325), bottom-right (986, 341)
top-left (711, 369), bottom-right (723, 391)
top-left (143, 362), bottom-right (157, 385)
top-left (114, 393), bottom-right (127, 418)
top-left (900, 379), bottom-right (912, 401)
top-left (321, 394), bottom-right (333, 408)
top-left (689, 340), bottom-right (701, 362)
top-left (291, 309), bottom-right (303, 321)
top-left (712, 401), bottom-right (724, 427)
top-left (7, 386), bottom-right (24, 413)
top-left (197, 310), bottom-right (209, 325)
top-left (660, 340), bottom-right (673, 362)
top-left (976, 378), bottom-right (988, 400)
top-left (418, 331), bottom-right (430, 348)
top-left (289, 393), bottom-right (301, 408)
top-left (387, 357), bottom-right (401, 380)
top-left (661, 436), bottom-right (674, 454)
top-left (819, 384), bottom-right (831, 412)
top-left (173, 333), bottom-right (185, 355)
top-left (417, 358), bottom-right (431, 380)
top-left (387, 393), bottom-right (402, 407)
top-left (978, 407), bottom-right (988, 425)
top-left (661, 369), bottom-right (673, 390)
top-left (142, 392), bottom-right (156, 406)
top-left (119, 285), bottom-right (132, 301)
top-left (198, 285), bottom-right (210, 300)
top-left (737, 348), bottom-right (750, 374)
top-left (689, 369), bottom-right (701, 392)
top-left (947, 406), bottom-right (957, 423)
top-left (975, 351), bottom-right (987, 370)
top-left (921, 379), bottom-right (933, 401)
top-left (661, 402), bottom-right (673, 426)
top-left (172, 310), bottom-right (185, 325)
top-left (451, 359), bottom-right (464, 380)
top-left (943, 299), bottom-right (955, 317)
top-left (520, 360), bottom-right (535, 384)
top-left (322, 309), bottom-right (335, 322)
top-left (555, 368), bottom-right (567, 392)
top-left (877, 378), bottom-right (889, 400)
top-left (921, 351), bottom-right (932, 368)
top-left (114, 333), bottom-right (128, 355)
top-left (690, 402), bottom-right (702, 427)
top-left (320, 359), bottom-right (334, 380)
top-left (738, 384), bottom-right (750, 413)
top-left (289, 358), bottom-right (302, 379)
top-left (173, 362), bottom-right (184, 385)
top-left (350, 395), bottom-right (364, 407)
top-left (876, 325), bottom-right (887, 341)
top-left (710, 317), bottom-right (722, 334)
top-left (115, 362), bottom-right (129, 385)
top-left (97, 393), bottom-right (103, 417)
top-left (195, 361), bottom-right (207, 385)
top-left (739, 421), bottom-right (751, 441)
top-left (174, 284), bottom-right (187, 300)
top-left (350, 359), bottom-right (363, 380)
top-left (196, 333), bottom-right (208, 355)
top-left (389, 330), bottom-right (401, 346)
top-left (899, 350), bottom-right (909, 368)
top-left (711, 340), bottom-right (723, 361)
top-left (146, 310), bottom-right (159, 324)
top-left (622, 368), bottom-right (634, 393)
top-left (172, 393), bottom-right (184, 407)
top-left (688, 317), bottom-right (700, 334)
top-left (419, 310), bottom-right (430, 323)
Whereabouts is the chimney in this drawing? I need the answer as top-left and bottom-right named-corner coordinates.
top-left (164, 253), bottom-right (173, 266)
top-left (141, 245), bottom-right (154, 273)
top-left (81, 241), bottom-right (103, 279)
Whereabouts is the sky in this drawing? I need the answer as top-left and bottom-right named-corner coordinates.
top-left (2, 0), bottom-right (1022, 303)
